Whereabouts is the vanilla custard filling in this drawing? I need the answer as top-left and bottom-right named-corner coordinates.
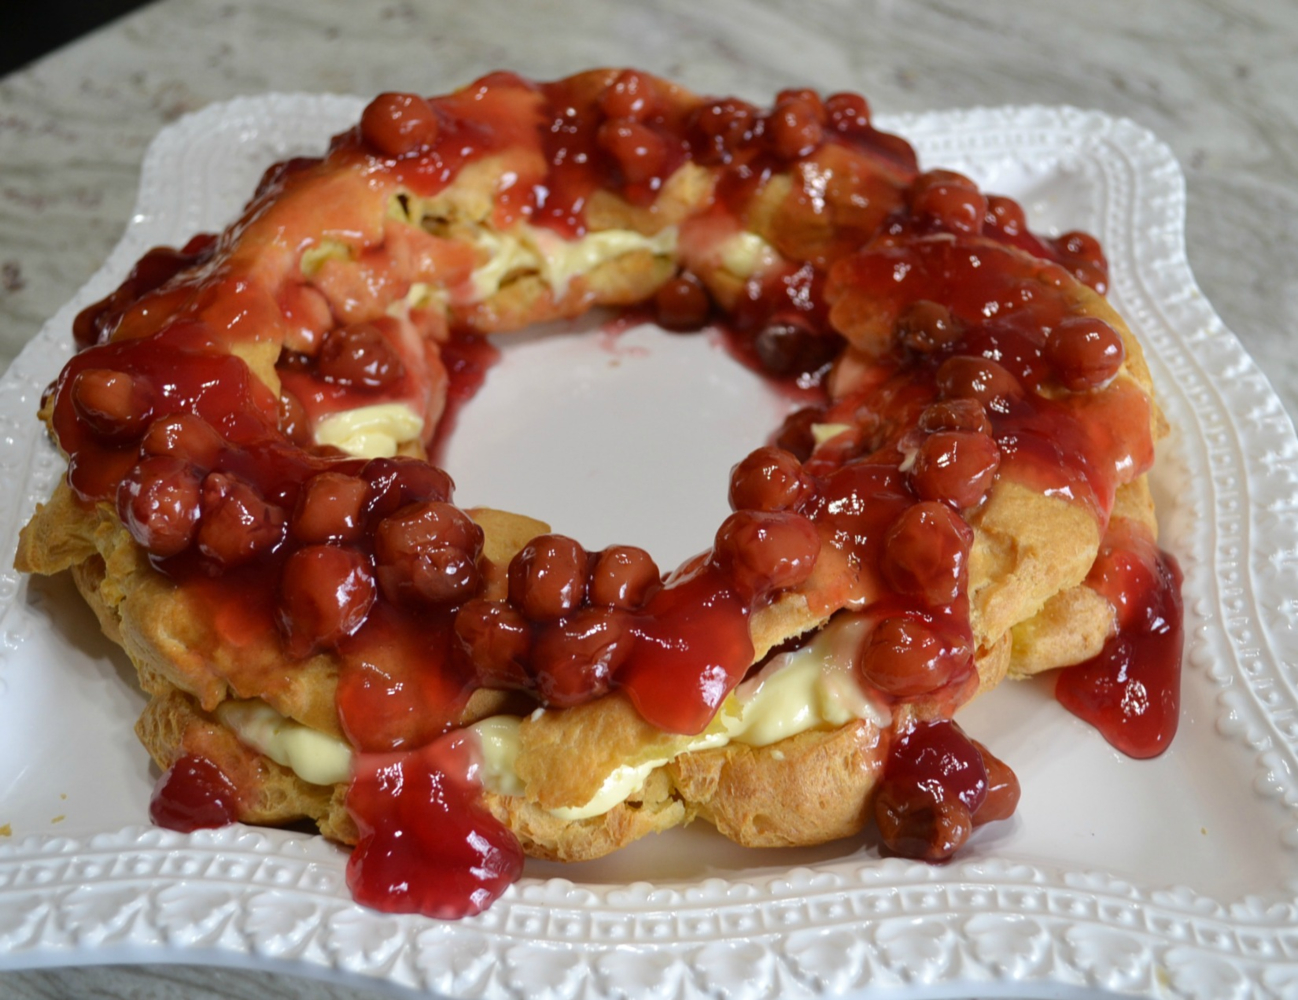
top-left (215, 699), bottom-right (353, 787)
top-left (466, 222), bottom-right (679, 302)
top-left (716, 230), bottom-right (781, 279)
top-left (219, 613), bottom-right (883, 821)
top-left (313, 402), bottom-right (426, 458)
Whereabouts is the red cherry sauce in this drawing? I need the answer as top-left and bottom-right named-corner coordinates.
top-left (427, 333), bottom-right (501, 466)
top-left (1055, 522), bottom-right (1184, 758)
top-left (335, 606), bottom-right (474, 754)
top-left (618, 562), bottom-right (754, 734)
top-left (874, 719), bottom-right (986, 861)
top-left (149, 754), bottom-right (242, 832)
top-left (73, 234), bottom-right (219, 349)
top-left (347, 732), bottom-right (523, 918)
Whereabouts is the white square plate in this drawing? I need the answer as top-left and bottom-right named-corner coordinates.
top-left (1, 95), bottom-right (1296, 999)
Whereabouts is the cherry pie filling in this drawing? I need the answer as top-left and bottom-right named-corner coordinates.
top-left (44, 71), bottom-right (1181, 918)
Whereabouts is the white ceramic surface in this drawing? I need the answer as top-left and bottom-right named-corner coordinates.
top-left (1, 96), bottom-right (1296, 999)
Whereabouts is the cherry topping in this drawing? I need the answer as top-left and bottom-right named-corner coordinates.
top-left (909, 430), bottom-right (1001, 510)
top-left (917, 399), bottom-right (992, 437)
top-left (373, 501), bottom-right (484, 607)
top-left (70, 369), bottom-right (154, 441)
top-left (729, 445), bottom-right (812, 513)
top-left (318, 321), bottom-right (406, 390)
top-left (858, 615), bottom-right (971, 697)
top-left (597, 119), bottom-right (667, 185)
top-left (454, 599), bottom-right (533, 689)
top-left (874, 719), bottom-right (988, 861)
top-left (653, 273), bottom-right (712, 332)
top-left (362, 456), bottom-right (454, 520)
top-left (768, 95), bottom-right (825, 160)
top-left (824, 92), bottom-right (871, 133)
top-left (772, 406), bottom-right (824, 462)
top-left (881, 501), bottom-right (972, 607)
top-left (875, 779), bottom-right (972, 863)
top-left (752, 322), bottom-right (839, 378)
top-left (713, 509), bottom-right (820, 600)
top-left (360, 92), bottom-right (440, 158)
top-left (508, 534), bottom-right (589, 621)
top-left (149, 754), bottom-right (240, 832)
top-left (935, 355), bottom-right (1022, 413)
top-left (688, 97), bottom-right (761, 165)
top-left (896, 299), bottom-right (961, 354)
top-left (1050, 230), bottom-right (1109, 292)
top-left (1045, 315), bottom-right (1125, 391)
top-left (587, 545), bottom-right (660, 609)
top-left (971, 739), bottom-right (1021, 826)
top-left (910, 170), bottom-right (987, 235)
top-left (775, 87), bottom-right (826, 117)
top-left (292, 471), bottom-right (368, 544)
top-left (196, 472), bottom-right (286, 569)
top-left (532, 608), bottom-right (632, 707)
top-left (278, 544), bottom-right (377, 658)
top-left (72, 238), bottom-right (216, 348)
top-left (983, 195), bottom-right (1027, 238)
top-left (140, 414), bottom-right (225, 469)
top-left (278, 390), bottom-right (313, 447)
top-left (117, 456), bottom-right (203, 558)
top-left (1055, 541), bottom-right (1183, 758)
top-left (599, 69), bottom-right (659, 121)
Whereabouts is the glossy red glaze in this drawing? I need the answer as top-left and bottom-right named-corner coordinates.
top-left (508, 534), bottom-right (590, 622)
top-left (335, 604), bottom-right (473, 753)
top-left (277, 544), bottom-right (377, 659)
top-left (588, 545), bottom-right (661, 610)
top-left (532, 607), bottom-right (632, 706)
top-left (360, 93), bottom-right (441, 158)
top-left (618, 563), bottom-right (754, 734)
top-left (427, 334), bottom-right (501, 465)
top-left (859, 614), bottom-right (972, 698)
top-left (346, 733), bottom-right (523, 918)
top-left (972, 739), bottom-right (1021, 826)
top-left (653, 273), bottom-right (713, 331)
top-left (1056, 527), bottom-right (1184, 758)
top-left (455, 599), bottom-right (533, 689)
top-left (874, 719), bottom-right (988, 861)
top-left (149, 754), bottom-right (241, 832)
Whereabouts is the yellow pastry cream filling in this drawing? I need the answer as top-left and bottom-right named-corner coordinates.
top-left (219, 611), bottom-right (883, 819)
top-left (307, 222), bottom-right (781, 460)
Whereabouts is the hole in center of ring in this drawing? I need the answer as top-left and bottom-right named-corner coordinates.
top-left (439, 314), bottom-right (806, 569)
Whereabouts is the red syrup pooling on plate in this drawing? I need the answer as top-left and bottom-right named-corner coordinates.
top-left (149, 754), bottom-right (242, 832)
top-left (346, 732), bottom-right (524, 918)
top-left (45, 70), bottom-right (1183, 918)
top-left (1055, 520), bottom-right (1185, 758)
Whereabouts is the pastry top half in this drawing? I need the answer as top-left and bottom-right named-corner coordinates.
top-left (15, 70), bottom-right (1177, 918)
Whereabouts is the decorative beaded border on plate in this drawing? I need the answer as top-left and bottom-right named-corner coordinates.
top-left (1, 96), bottom-right (1296, 999)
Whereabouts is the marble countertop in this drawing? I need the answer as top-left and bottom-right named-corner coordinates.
top-left (1, 1), bottom-right (1295, 997)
